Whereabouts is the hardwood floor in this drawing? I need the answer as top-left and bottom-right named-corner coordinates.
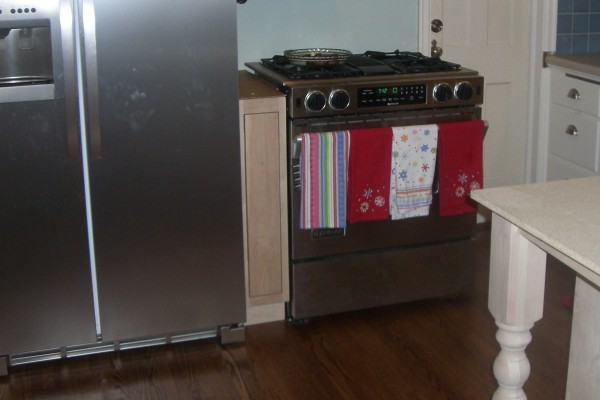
top-left (0, 229), bottom-right (575, 399)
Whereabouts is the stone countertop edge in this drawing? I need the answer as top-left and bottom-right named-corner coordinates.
top-left (470, 177), bottom-right (600, 276)
top-left (545, 52), bottom-right (600, 78)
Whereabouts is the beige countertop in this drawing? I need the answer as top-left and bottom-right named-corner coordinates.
top-left (239, 70), bottom-right (285, 100)
top-left (545, 52), bottom-right (600, 77)
top-left (471, 177), bottom-right (600, 279)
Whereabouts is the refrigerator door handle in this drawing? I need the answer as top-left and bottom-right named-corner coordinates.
top-left (80, 0), bottom-right (102, 158)
top-left (60, 0), bottom-right (80, 159)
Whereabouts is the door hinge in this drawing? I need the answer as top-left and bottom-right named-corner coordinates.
top-left (542, 51), bottom-right (552, 68)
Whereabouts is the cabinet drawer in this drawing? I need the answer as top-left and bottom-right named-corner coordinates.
top-left (548, 105), bottom-right (600, 172)
top-left (551, 69), bottom-right (600, 116)
top-left (547, 154), bottom-right (596, 181)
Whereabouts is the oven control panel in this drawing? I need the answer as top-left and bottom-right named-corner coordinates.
top-left (286, 75), bottom-right (484, 118)
top-left (357, 84), bottom-right (427, 108)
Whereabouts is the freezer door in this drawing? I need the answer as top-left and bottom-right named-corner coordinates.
top-left (0, 101), bottom-right (98, 355)
top-left (87, 0), bottom-right (245, 340)
top-left (0, 0), bottom-right (97, 354)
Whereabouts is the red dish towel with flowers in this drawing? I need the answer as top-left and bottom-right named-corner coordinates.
top-left (437, 120), bottom-right (485, 216)
top-left (347, 128), bottom-right (393, 223)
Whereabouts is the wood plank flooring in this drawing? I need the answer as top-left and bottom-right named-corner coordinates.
top-left (0, 229), bottom-right (575, 399)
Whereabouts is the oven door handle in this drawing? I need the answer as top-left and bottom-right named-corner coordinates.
top-left (293, 135), bottom-right (303, 160)
top-left (292, 119), bottom-right (488, 193)
top-left (292, 135), bottom-right (302, 190)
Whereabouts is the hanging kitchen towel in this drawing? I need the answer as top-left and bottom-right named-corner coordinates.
top-left (389, 124), bottom-right (438, 220)
top-left (347, 127), bottom-right (393, 223)
top-left (437, 120), bottom-right (485, 216)
top-left (299, 131), bottom-right (350, 229)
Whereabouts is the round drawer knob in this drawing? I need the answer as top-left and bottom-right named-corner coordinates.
top-left (565, 125), bottom-right (579, 136)
top-left (567, 88), bottom-right (581, 100)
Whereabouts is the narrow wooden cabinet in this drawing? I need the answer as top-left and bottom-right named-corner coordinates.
top-left (239, 71), bottom-right (289, 325)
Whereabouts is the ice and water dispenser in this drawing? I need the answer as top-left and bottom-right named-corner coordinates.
top-left (0, 2), bottom-right (59, 103)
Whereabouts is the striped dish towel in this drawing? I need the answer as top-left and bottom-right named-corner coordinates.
top-left (389, 124), bottom-right (438, 220)
top-left (299, 131), bottom-right (350, 229)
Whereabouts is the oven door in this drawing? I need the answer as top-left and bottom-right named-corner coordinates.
top-left (288, 106), bottom-right (482, 262)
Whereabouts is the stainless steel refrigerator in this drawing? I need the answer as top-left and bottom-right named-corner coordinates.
top-left (0, 0), bottom-right (245, 364)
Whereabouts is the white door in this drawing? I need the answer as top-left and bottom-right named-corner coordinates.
top-left (420, 0), bottom-right (532, 188)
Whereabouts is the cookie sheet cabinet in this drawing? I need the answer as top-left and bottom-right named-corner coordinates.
top-left (239, 71), bottom-right (289, 324)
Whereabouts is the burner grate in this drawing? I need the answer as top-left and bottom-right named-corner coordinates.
top-left (262, 57), bottom-right (362, 79)
top-left (260, 50), bottom-right (462, 79)
top-left (365, 50), bottom-right (461, 74)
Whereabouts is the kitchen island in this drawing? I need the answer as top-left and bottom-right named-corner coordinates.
top-left (471, 177), bottom-right (600, 400)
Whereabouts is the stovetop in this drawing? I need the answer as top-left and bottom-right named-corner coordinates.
top-left (259, 50), bottom-right (461, 80)
top-left (245, 49), bottom-right (483, 119)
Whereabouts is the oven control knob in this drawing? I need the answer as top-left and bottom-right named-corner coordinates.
top-left (329, 89), bottom-right (351, 111)
top-left (454, 81), bottom-right (474, 101)
top-left (305, 91), bottom-right (327, 112)
top-left (433, 83), bottom-right (453, 103)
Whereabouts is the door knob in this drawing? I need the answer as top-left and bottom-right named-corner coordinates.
top-left (431, 40), bottom-right (443, 58)
top-left (431, 19), bottom-right (444, 33)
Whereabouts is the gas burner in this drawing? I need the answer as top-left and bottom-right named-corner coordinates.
top-left (262, 56), bottom-right (362, 79)
top-left (364, 50), bottom-right (461, 74)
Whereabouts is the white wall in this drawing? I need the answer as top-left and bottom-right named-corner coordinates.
top-left (237, 0), bottom-right (419, 68)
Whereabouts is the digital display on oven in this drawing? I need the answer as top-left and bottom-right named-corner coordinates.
top-left (358, 84), bottom-right (427, 107)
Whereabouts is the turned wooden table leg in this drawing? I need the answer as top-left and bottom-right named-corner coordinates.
top-left (566, 276), bottom-right (600, 400)
top-left (492, 322), bottom-right (533, 400)
top-left (488, 214), bottom-right (547, 400)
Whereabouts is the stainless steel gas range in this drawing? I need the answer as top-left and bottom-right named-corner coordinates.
top-left (246, 49), bottom-right (486, 321)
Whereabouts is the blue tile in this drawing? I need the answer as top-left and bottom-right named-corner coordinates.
top-left (589, 33), bottom-right (600, 50)
top-left (557, 14), bottom-right (574, 33)
top-left (572, 34), bottom-right (589, 52)
top-left (590, 14), bottom-right (600, 31)
top-left (556, 35), bottom-right (573, 53)
top-left (592, 0), bottom-right (600, 12)
top-left (558, 14), bottom-right (574, 33)
top-left (559, 0), bottom-right (573, 13)
top-left (574, 0), bottom-right (590, 12)
top-left (573, 14), bottom-right (590, 32)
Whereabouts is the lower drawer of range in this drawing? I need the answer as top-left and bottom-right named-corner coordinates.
top-left (288, 237), bottom-right (477, 320)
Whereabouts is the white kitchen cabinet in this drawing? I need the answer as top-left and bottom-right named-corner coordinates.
top-left (238, 71), bottom-right (289, 325)
top-left (546, 64), bottom-right (600, 180)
